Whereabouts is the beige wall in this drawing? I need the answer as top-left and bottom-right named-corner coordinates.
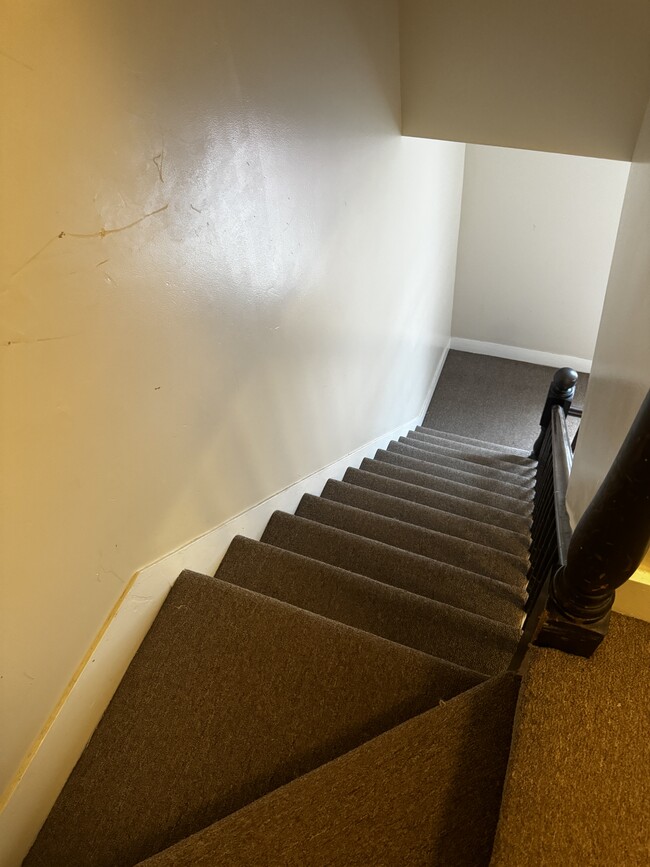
top-left (0, 0), bottom-right (466, 791)
top-left (567, 98), bottom-right (650, 600)
top-left (452, 145), bottom-right (629, 365)
top-left (400, 0), bottom-right (650, 160)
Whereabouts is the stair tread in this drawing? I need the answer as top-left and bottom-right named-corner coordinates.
top-left (416, 425), bottom-right (533, 457)
top-left (25, 573), bottom-right (482, 867)
top-left (377, 447), bottom-right (534, 503)
top-left (395, 438), bottom-right (536, 484)
top-left (216, 537), bottom-right (520, 675)
top-left (328, 477), bottom-right (530, 559)
top-left (406, 430), bottom-right (536, 470)
top-left (261, 512), bottom-right (526, 628)
top-left (136, 673), bottom-right (521, 867)
top-left (294, 495), bottom-right (528, 588)
top-left (359, 458), bottom-right (533, 522)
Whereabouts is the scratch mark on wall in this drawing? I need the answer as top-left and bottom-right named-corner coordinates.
top-left (9, 204), bottom-right (169, 280)
top-left (99, 565), bottom-right (125, 585)
top-left (9, 236), bottom-right (59, 279)
top-left (95, 259), bottom-right (110, 268)
top-left (0, 48), bottom-right (34, 71)
top-left (61, 204), bottom-right (169, 239)
top-left (153, 143), bottom-right (165, 183)
top-left (3, 335), bottom-right (74, 348)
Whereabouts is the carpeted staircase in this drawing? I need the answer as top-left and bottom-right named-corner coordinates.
top-left (25, 426), bottom-right (537, 866)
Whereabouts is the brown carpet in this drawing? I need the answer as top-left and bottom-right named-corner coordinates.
top-left (344, 466), bottom-right (532, 535)
top-left (294, 494), bottom-right (528, 587)
top-left (26, 354), bottom-right (641, 867)
top-left (404, 432), bottom-right (537, 473)
top-left (358, 456), bottom-right (533, 520)
top-left (423, 350), bottom-right (588, 450)
top-left (377, 446), bottom-right (534, 501)
top-left (25, 573), bottom-right (482, 867)
top-left (137, 673), bottom-right (521, 867)
top-left (261, 510), bottom-right (527, 623)
top-left (320, 478), bottom-right (531, 557)
top-left (26, 423), bottom-right (534, 865)
top-left (216, 536), bottom-right (520, 675)
top-left (390, 440), bottom-right (536, 487)
top-left (413, 427), bottom-right (534, 461)
top-left (491, 613), bottom-right (650, 866)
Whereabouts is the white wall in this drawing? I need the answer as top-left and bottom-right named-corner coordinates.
top-left (0, 0), bottom-right (465, 794)
top-left (400, 0), bottom-right (650, 160)
top-left (567, 97), bottom-right (650, 616)
top-left (451, 145), bottom-right (630, 368)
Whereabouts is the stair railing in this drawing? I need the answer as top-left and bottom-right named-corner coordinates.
top-left (514, 375), bottom-right (650, 664)
top-left (525, 403), bottom-right (573, 614)
top-left (531, 367), bottom-right (578, 459)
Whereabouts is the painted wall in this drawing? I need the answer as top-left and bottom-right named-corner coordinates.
top-left (567, 97), bottom-right (650, 609)
top-left (451, 145), bottom-right (630, 368)
top-left (399, 0), bottom-right (650, 160)
top-left (0, 0), bottom-right (465, 792)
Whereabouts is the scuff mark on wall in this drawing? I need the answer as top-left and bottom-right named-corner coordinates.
top-left (8, 204), bottom-right (169, 280)
top-left (0, 48), bottom-right (34, 71)
top-left (60, 204), bottom-right (169, 240)
top-left (97, 562), bottom-right (125, 585)
top-left (3, 335), bottom-right (75, 348)
top-left (153, 146), bottom-right (165, 183)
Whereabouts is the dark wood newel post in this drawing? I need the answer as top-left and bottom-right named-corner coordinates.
top-left (532, 367), bottom-right (579, 458)
top-left (536, 389), bottom-right (650, 657)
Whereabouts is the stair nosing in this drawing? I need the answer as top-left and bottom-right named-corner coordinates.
top-left (407, 430), bottom-right (536, 469)
top-left (383, 443), bottom-right (535, 498)
top-left (416, 425), bottom-right (534, 457)
top-left (360, 457), bottom-right (534, 518)
top-left (262, 510), bottom-right (529, 612)
top-left (295, 495), bottom-right (529, 588)
top-left (399, 436), bottom-right (536, 480)
top-left (324, 477), bottom-right (531, 560)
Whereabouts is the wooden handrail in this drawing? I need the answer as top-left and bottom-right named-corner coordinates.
top-left (535, 388), bottom-right (650, 656)
top-left (524, 404), bottom-right (574, 615)
top-left (510, 399), bottom-right (577, 671)
top-left (551, 405), bottom-right (573, 567)
top-left (532, 367), bottom-right (578, 458)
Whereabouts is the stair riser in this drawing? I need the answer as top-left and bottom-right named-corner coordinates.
top-left (326, 478), bottom-right (530, 560)
top-left (261, 512), bottom-right (527, 627)
top-left (376, 448), bottom-right (534, 503)
top-left (416, 425), bottom-right (533, 457)
top-left (388, 442), bottom-right (535, 491)
top-left (407, 430), bottom-right (536, 469)
top-left (296, 496), bottom-right (528, 589)
top-left (397, 437), bottom-right (536, 482)
top-left (217, 537), bottom-right (519, 676)
top-left (359, 458), bottom-right (533, 523)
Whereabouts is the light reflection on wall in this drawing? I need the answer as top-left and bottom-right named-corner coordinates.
top-left (0, 0), bottom-right (465, 795)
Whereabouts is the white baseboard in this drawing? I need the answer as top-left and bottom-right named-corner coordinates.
top-left (450, 337), bottom-right (592, 374)
top-left (0, 341), bottom-right (449, 867)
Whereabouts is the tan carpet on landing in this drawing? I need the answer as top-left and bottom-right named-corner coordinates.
top-left (492, 612), bottom-right (650, 866)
